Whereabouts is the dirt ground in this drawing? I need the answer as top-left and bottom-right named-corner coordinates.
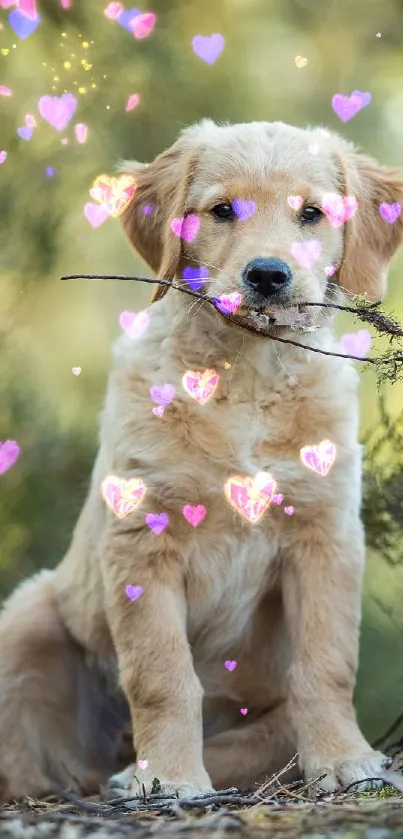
top-left (2, 782), bottom-right (403, 839)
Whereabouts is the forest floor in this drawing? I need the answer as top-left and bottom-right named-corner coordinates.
top-left (2, 763), bottom-right (403, 839)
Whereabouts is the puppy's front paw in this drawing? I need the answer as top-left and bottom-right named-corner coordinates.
top-left (306, 750), bottom-right (392, 794)
top-left (105, 763), bottom-right (214, 801)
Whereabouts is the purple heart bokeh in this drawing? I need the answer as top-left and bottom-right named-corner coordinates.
top-left (38, 93), bottom-right (77, 131)
top-left (0, 440), bottom-right (20, 474)
top-left (331, 90), bottom-right (371, 123)
top-left (17, 125), bottom-right (33, 141)
top-left (379, 202), bottom-right (402, 224)
top-left (149, 384), bottom-right (176, 407)
top-left (117, 7), bottom-right (140, 31)
top-left (232, 199), bottom-right (256, 221)
top-left (84, 202), bottom-right (109, 228)
top-left (125, 584), bottom-right (143, 602)
top-left (145, 512), bottom-right (169, 535)
top-left (8, 9), bottom-right (40, 39)
top-left (182, 266), bottom-right (209, 291)
top-left (192, 33), bottom-right (225, 64)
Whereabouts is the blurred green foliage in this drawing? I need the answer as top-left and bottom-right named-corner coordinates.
top-left (0, 0), bottom-right (402, 745)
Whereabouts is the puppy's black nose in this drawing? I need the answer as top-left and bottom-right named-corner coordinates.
top-left (242, 257), bottom-right (292, 299)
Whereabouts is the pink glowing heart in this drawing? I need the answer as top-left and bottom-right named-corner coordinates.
top-left (225, 472), bottom-right (276, 524)
top-left (129, 12), bottom-right (156, 39)
top-left (170, 214), bottom-right (200, 242)
top-left (125, 584), bottom-right (143, 601)
top-left (0, 151), bottom-right (7, 164)
top-left (291, 240), bottom-right (321, 269)
top-left (145, 512), bottom-right (169, 535)
top-left (152, 406), bottom-right (164, 417)
top-left (332, 90), bottom-right (371, 122)
top-left (240, 708), bottom-right (248, 715)
top-left (17, 0), bottom-right (37, 19)
top-left (300, 440), bottom-right (336, 476)
top-left (224, 660), bottom-right (237, 672)
top-left (214, 292), bottom-right (242, 315)
top-left (102, 475), bottom-right (146, 519)
top-left (38, 93), bottom-right (77, 131)
top-left (126, 93), bottom-right (140, 111)
top-left (340, 330), bottom-right (372, 358)
top-left (72, 367), bottom-right (81, 376)
top-left (287, 195), bottom-right (303, 210)
top-left (182, 504), bottom-right (207, 527)
top-left (324, 265), bottom-right (336, 277)
top-left (138, 759), bottom-right (148, 770)
top-left (84, 202), bottom-right (109, 228)
top-left (119, 310), bottom-right (149, 340)
top-left (0, 440), bottom-right (20, 474)
top-left (321, 193), bottom-right (358, 227)
top-left (104, 2), bottom-right (123, 19)
top-left (192, 33), bottom-right (225, 64)
top-left (272, 493), bottom-right (283, 505)
top-left (75, 123), bottom-right (88, 143)
top-left (284, 506), bottom-right (294, 516)
top-left (379, 202), bottom-right (402, 224)
top-left (182, 369), bottom-right (219, 405)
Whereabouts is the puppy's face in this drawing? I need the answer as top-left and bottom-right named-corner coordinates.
top-left (121, 120), bottom-right (403, 328)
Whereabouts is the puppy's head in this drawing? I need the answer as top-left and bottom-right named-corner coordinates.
top-left (120, 120), bottom-right (403, 328)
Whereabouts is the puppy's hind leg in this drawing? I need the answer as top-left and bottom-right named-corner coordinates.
top-left (0, 570), bottom-right (124, 801)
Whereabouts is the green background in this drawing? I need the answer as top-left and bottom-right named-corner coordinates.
top-left (1, 0), bottom-right (402, 747)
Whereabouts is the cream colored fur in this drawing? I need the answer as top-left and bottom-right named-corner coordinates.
top-left (1, 120), bottom-right (403, 802)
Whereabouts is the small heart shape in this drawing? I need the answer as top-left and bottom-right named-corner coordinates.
top-left (232, 199), bottom-right (256, 221)
top-left (101, 475), bottom-right (146, 519)
top-left (192, 33), bottom-right (225, 64)
top-left (225, 472), bottom-right (276, 524)
top-left (72, 367), bottom-right (81, 375)
top-left (90, 173), bottom-right (136, 217)
top-left (119, 310), bottom-right (149, 340)
top-left (84, 202), bottom-right (109, 228)
top-left (321, 193), bottom-right (358, 227)
top-left (152, 406), bottom-right (164, 417)
top-left (125, 584), bottom-right (143, 602)
top-left (75, 123), bottom-right (88, 143)
top-left (0, 439), bottom-right (20, 474)
top-left (272, 493), bottom-right (283, 506)
top-left (379, 202), bottom-right (402, 224)
top-left (332, 90), bottom-right (371, 122)
top-left (149, 384), bottom-right (176, 407)
top-left (38, 93), bottom-right (77, 131)
top-left (182, 266), bottom-right (209, 290)
top-left (129, 11), bottom-right (156, 39)
top-left (294, 55), bottom-right (307, 68)
top-left (8, 8), bottom-right (40, 38)
top-left (182, 369), bottom-right (219, 405)
top-left (240, 708), bottom-right (248, 716)
top-left (284, 506), bottom-right (294, 516)
top-left (339, 330), bottom-right (372, 359)
top-left (138, 759), bottom-right (148, 770)
top-left (17, 125), bottom-right (33, 141)
top-left (170, 214), bottom-right (200, 242)
top-left (214, 292), bottom-right (242, 315)
top-left (182, 504), bottom-right (207, 527)
top-left (300, 440), bottom-right (336, 476)
top-left (224, 660), bottom-right (237, 672)
top-left (0, 151), bottom-right (7, 164)
top-left (291, 240), bottom-right (321, 269)
top-left (104, 2), bottom-right (124, 20)
top-left (145, 512), bottom-right (169, 534)
top-left (287, 195), bottom-right (303, 210)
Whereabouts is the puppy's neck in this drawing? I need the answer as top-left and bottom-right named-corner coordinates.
top-left (159, 290), bottom-right (338, 377)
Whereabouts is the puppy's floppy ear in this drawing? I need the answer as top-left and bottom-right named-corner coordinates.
top-left (335, 148), bottom-right (403, 300)
top-left (119, 136), bottom-right (197, 303)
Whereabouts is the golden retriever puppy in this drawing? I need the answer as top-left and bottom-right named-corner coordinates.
top-left (0, 119), bottom-right (402, 803)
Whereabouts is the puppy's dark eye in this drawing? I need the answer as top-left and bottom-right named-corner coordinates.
top-left (300, 205), bottom-right (323, 225)
top-left (211, 203), bottom-right (236, 221)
